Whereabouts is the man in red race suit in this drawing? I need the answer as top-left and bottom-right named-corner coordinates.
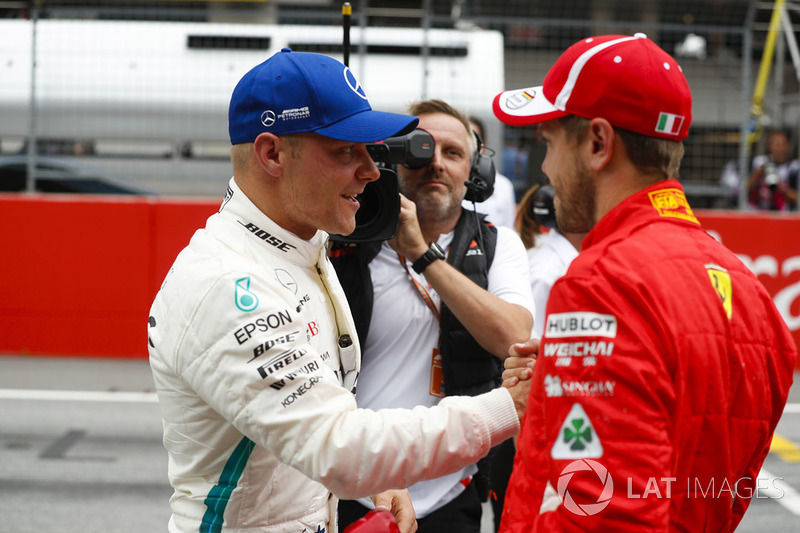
top-left (493, 33), bottom-right (797, 531)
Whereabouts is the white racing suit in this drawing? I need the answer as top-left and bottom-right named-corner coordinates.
top-left (147, 178), bottom-right (519, 532)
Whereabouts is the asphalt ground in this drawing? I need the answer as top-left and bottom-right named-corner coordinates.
top-left (0, 356), bottom-right (798, 532)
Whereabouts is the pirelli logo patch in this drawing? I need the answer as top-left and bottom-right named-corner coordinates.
top-left (647, 188), bottom-right (699, 224)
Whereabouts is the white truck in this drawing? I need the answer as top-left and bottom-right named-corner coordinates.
top-left (0, 19), bottom-right (505, 195)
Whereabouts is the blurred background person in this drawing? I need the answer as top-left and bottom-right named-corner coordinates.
top-left (517, 183), bottom-right (585, 339)
top-left (747, 128), bottom-right (799, 211)
top-left (514, 183), bottom-right (548, 251)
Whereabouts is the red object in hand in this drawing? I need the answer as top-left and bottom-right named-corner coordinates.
top-left (342, 509), bottom-right (400, 533)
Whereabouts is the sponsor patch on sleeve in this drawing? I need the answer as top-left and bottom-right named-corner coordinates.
top-left (647, 188), bottom-right (699, 224)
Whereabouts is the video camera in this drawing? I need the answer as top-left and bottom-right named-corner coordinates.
top-left (365, 128), bottom-right (434, 169)
top-left (329, 129), bottom-right (434, 243)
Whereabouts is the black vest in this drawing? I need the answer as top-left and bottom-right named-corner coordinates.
top-left (329, 209), bottom-right (500, 397)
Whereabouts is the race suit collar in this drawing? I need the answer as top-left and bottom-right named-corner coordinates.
top-left (583, 179), bottom-right (701, 251)
top-left (220, 178), bottom-right (329, 267)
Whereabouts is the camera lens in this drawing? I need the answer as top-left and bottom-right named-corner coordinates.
top-left (354, 185), bottom-right (380, 229)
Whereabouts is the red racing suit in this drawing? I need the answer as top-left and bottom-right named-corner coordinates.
top-left (501, 180), bottom-right (796, 532)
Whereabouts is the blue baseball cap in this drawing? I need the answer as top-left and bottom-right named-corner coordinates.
top-left (228, 48), bottom-right (418, 144)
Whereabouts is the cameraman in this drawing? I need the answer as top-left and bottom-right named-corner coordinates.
top-left (747, 128), bottom-right (799, 211)
top-left (332, 99), bottom-right (533, 532)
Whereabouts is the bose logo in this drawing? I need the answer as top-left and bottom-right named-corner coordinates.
top-left (238, 221), bottom-right (296, 252)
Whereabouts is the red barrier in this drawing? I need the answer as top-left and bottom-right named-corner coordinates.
top-left (0, 195), bottom-right (798, 364)
top-left (0, 193), bottom-right (217, 358)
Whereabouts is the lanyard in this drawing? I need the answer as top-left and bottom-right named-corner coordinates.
top-left (397, 253), bottom-right (441, 322)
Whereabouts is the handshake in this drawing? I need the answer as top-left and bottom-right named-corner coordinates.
top-left (350, 337), bottom-right (541, 533)
top-left (502, 337), bottom-right (540, 421)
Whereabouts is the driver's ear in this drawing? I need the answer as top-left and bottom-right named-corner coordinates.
top-left (253, 133), bottom-right (283, 176)
top-left (587, 118), bottom-right (615, 172)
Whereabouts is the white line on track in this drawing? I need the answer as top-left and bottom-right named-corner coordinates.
top-left (0, 389), bottom-right (158, 402)
top-left (759, 468), bottom-right (800, 516)
top-left (1, 394), bottom-right (799, 514)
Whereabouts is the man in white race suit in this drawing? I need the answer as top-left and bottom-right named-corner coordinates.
top-left (147, 49), bottom-right (527, 533)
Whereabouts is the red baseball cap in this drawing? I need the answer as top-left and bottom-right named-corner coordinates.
top-left (493, 33), bottom-right (692, 141)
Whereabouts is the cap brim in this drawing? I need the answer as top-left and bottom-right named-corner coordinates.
top-left (314, 110), bottom-right (419, 142)
top-left (493, 86), bottom-right (567, 126)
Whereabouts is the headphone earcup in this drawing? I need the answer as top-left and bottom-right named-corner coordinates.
top-left (464, 153), bottom-right (495, 203)
top-left (531, 184), bottom-right (557, 229)
top-left (464, 131), bottom-right (496, 203)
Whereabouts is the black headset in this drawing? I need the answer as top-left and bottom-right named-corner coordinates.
top-left (464, 131), bottom-right (496, 203)
top-left (531, 183), bottom-right (557, 229)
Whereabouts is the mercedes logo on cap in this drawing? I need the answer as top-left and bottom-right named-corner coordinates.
top-left (261, 110), bottom-right (276, 127)
top-left (343, 67), bottom-right (368, 100)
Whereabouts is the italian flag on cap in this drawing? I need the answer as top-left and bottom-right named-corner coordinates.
top-left (655, 112), bottom-right (685, 136)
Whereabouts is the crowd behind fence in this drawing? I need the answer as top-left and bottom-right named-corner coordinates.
top-left (1, 1), bottom-right (799, 211)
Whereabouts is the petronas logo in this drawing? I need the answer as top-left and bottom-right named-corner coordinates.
top-left (235, 276), bottom-right (259, 312)
top-left (552, 403), bottom-right (603, 459)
